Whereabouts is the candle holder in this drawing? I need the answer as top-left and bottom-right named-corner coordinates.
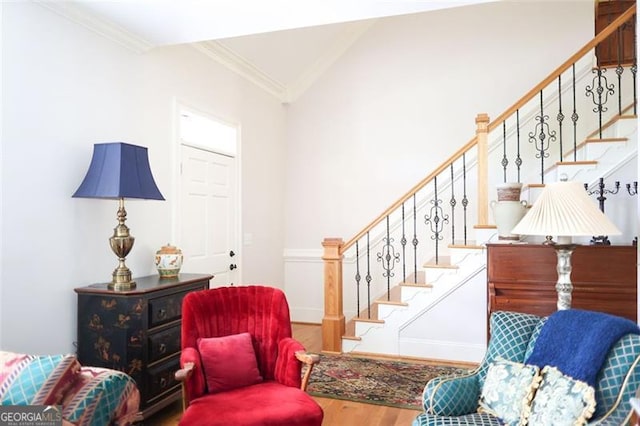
top-left (584, 177), bottom-right (619, 245)
top-left (627, 181), bottom-right (637, 246)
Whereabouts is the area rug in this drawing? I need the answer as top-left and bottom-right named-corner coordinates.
top-left (305, 354), bottom-right (471, 410)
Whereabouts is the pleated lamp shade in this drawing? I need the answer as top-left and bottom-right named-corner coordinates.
top-left (511, 180), bottom-right (621, 244)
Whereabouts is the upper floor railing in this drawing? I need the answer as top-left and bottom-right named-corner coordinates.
top-left (321, 4), bottom-right (637, 353)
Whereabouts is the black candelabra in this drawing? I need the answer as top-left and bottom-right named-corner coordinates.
top-left (584, 177), bottom-right (619, 245)
top-left (627, 181), bottom-right (637, 246)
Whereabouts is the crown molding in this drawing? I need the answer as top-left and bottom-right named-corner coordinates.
top-left (287, 19), bottom-right (376, 103)
top-left (193, 41), bottom-right (288, 101)
top-left (34, 1), bottom-right (154, 54)
top-left (194, 20), bottom-right (375, 104)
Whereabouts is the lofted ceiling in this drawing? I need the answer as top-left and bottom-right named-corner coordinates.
top-left (54, 0), bottom-right (496, 101)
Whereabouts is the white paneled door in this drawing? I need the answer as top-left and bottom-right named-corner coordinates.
top-left (179, 144), bottom-right (238, 286)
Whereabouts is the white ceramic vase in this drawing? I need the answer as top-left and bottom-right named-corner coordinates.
top-left (491, 183), bottom-right (528, 241)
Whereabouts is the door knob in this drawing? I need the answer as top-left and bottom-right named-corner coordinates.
top-left (229, 250), bottom-right (235, 257)
top-left (230, 264), bottom-right (237, 270)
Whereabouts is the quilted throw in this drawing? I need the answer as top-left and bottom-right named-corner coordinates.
top-left (525, 309), bottom-right (640, 387)
top-left (0, 351), bottom-right (141, 426)
top-left (0, 351), bottom-right (81, 405)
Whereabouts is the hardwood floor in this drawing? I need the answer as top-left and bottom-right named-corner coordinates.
top-left (145, 323), bottom-right (424, 425)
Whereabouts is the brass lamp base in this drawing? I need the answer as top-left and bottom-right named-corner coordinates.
top-left (108, 198), bottom-right (137, 291)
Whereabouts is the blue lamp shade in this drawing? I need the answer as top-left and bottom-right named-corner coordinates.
top-left (72, 142), bottom-right (164, 200)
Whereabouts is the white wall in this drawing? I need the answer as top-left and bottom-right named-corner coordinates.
top-left (283, 1), bottom-right (595, 322)
top-left (1, 2), bottom-right (286, 354)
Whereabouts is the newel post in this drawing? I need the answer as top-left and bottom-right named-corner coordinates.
top-left (476, 113), bottom-right (490, 226)
top-left (321, 237), bottom-right (345, 354)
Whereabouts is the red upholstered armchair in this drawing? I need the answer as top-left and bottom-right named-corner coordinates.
top-left (175, 285), bottom-right (324, 426)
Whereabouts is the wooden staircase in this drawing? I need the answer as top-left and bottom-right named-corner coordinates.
top-left (321, 4), bottom-right (637, 361)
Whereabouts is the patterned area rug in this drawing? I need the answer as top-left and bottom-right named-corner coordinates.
top-left (305, 354), bottom-right (471, 410)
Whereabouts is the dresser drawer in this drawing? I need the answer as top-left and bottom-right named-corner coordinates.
top-left (148, 291), bottom-right (188, 327)
top-left (148, 325), bottom-right (181, 363)
top-left (146, 356), bottom-right (180, 402)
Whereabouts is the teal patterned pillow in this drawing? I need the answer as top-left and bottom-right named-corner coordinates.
top-left (527, 366), bottom-right (596, 426)
top-left (478, 358), bottom-right (540, 426)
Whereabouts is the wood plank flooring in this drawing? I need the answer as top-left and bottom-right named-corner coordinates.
top-left (144, 323), bottom-right (427, 426)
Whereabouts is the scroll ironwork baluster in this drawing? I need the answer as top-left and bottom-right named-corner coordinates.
top-left (528, 90), bottom-right (556, 184)
top-left (557, 75), bottom-right (564, 161)
top-left (425, 176), bottom-right (449, 264)
top-left (377, 216), bottom-right (399, 300)
top-left (585, 68), bottom-right (615, 139)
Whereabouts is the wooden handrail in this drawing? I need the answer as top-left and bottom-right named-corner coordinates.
top-left (339, 4), bottom-right (636, 255)
top-left (487, 3), bottom-right (636, 133)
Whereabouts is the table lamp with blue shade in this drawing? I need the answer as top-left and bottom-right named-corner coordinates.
top-left (73, 142), bottom-right (165, 290)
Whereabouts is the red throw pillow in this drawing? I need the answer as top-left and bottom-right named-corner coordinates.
top-left (197, 332), bottom-right (263, 393)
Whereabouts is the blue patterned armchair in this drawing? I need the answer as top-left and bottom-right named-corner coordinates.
top-left (413, 310), bottom-right (640, 426)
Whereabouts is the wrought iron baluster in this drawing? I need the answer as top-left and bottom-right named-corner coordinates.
top-left (355, 240), bottom-right (361, 318)
top-left (571, 64), bottom-right (579, 161)
top-left (377, 216), bottom-right (399, 300)
top-left (633, 61), bottom-right (637, 115)
top-left (557, 75), bottom-right (564, 161)
top-left (462, 153), bottom-right (468, 245)
top-left (585, 67), bottom-right (615, 139)
top-left (401, 203), bottom-right (407, 283)
top-left (528, 90), bottom-right (556, 184)
top-left (515, 110), bottom-right (522, 182)
top-left (616, 26), bottom-right (623, 116)
top-left (366, 232), bottom-right (371, 319)
top-left (412, 194), bottom-right (418, 282)
top-left (633, 24), bottom-right (637, 115)
top-left (425, 176), bottom-right (449, 264)
top-left (450, 163), bottom-right (456, 245)
top-left (501, 121), bottom-right (508, 182)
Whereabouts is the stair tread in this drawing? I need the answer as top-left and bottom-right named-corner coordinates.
top-left (556, 160), bottom-right (598, 166)
top-left (474, 224), bottom-right (497, 229)
top-left (449, 241), bottom-right (484, 249)
top-left (424, 256), bottom-right (458, 269)
top-left (400, 271), bottom-right (430, 285)
top-left (585, 137), bottom-right (628, 143)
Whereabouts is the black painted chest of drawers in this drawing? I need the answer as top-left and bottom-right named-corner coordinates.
top-left (75, 273), bottom-right (212, 419)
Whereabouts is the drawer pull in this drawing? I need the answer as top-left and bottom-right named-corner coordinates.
top-left (159, 343), bottom-right (167, 354)
top-left (157, 308), bottom-right (167, 320)
top-left (160, 378), bottom-right (167, 389)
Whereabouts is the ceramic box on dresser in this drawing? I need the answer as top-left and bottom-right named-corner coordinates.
top-left (74, 273), bottom-right (212, 419)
